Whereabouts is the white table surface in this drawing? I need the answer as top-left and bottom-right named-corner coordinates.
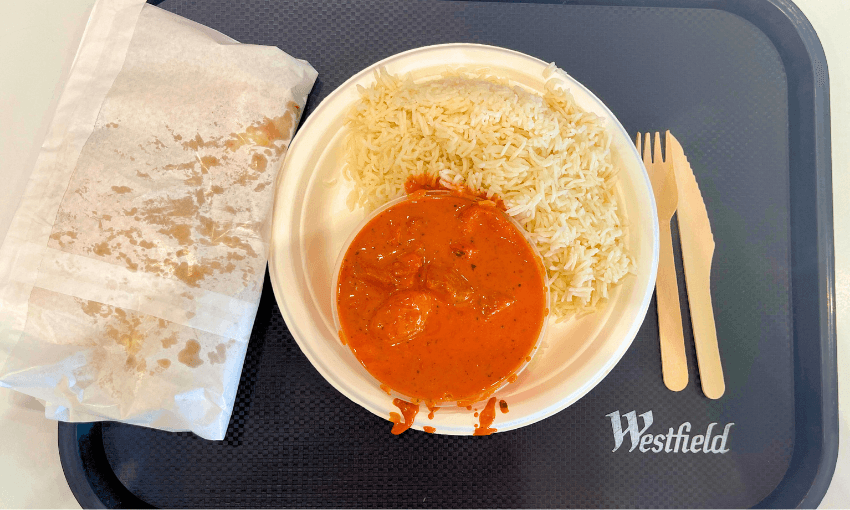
top-left (0, 0), bottom-right (847, 508)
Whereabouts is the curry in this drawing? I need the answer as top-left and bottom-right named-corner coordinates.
top-left (336, 191), bottom-right (547, 405)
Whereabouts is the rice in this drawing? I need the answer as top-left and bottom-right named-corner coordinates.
top-left (343, 67), bottom-right (635, 319)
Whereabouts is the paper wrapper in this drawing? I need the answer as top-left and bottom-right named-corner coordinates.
top-left (0, 1), bottom-right (317, 439)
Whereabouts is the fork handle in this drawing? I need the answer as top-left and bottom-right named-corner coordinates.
top-left (656, 219), bottom-right (688, 391)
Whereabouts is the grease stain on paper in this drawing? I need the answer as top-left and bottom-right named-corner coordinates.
top-left (207, 343), bottom-right (227, 365)
top-left (177, 339), bottom-right (203, 368)
top-left (47, 102), bottom-right (300, 296)
top-left (161, 332), bottom-right (179, 349)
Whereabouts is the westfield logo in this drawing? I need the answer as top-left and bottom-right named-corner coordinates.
top-left (606, 410), bottom-right (733, 453)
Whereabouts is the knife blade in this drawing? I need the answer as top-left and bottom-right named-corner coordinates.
top-left (667, 132), bottom-right (725, 399)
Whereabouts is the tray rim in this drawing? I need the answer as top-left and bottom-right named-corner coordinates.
top-left (720, 0), bottom-right (837, 507)
top-left (58, 0), bottom-right (837, 508)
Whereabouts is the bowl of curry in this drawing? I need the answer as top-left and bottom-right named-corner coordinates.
top-left (333, 190), bottom-right (549, 408)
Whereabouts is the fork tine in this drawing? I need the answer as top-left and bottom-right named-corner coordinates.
top-left (653, 131), bottom-right (663, 164)
top-left (643, 133), bottom-right (652, 167)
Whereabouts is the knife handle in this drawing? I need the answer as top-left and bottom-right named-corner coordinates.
top-left (656, 220), bottom-right (688, 391)
top-left (688, 272), bottom-right (726, 399)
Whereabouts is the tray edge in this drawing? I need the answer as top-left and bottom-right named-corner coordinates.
top-left (57, 0), bottom-right (838, 508)
top-left (719, 0), bottom-right (838, 507)
top-left (59, 422), bottom-right (154, 509)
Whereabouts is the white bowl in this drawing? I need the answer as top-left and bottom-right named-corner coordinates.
top-left (269, 43), bottom-right (659, 435)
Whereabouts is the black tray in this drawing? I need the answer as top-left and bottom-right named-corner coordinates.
top-left (58, 0), bottom-right (836, 507)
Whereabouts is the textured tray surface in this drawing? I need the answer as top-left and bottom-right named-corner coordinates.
top-left (99, 1), bottom-right (795, 507)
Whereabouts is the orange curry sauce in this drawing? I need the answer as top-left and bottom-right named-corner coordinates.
top-left (336, 191), bottom-right (547, 433)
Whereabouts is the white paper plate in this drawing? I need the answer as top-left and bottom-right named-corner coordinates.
top-left (269, 43), bottom-right (659, 435)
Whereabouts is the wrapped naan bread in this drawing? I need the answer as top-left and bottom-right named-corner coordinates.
top-left (0, 1), bottom-right (317, 439)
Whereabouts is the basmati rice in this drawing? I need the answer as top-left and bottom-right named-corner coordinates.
top-left (343, 67), bottom-right (635, 318)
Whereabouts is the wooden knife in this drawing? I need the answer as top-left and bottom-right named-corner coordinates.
top-left (667, 133), bottom-right (725, 399)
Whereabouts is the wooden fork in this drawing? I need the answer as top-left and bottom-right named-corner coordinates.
top-left (637, 131), bottom-right (688, 392)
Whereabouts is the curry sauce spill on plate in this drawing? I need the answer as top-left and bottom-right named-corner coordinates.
top-left (337, 192), bottom-right (547, 434)
top-left (473, 397), bottom-right (499, 436)
top-left (389, 398), bottom-right (421, 435)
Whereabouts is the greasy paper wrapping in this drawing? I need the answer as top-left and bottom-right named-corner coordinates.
top-left (0, 2), bottom-right (317, 439)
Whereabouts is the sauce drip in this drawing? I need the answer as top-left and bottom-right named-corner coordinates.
top-left (499, 400), bottom-right (509, 413)
top-left (426, 402), bottom-right (440, 420)
top-left (473, 397), bottom-right (498, 436)
top-left (390, 398), bottom-right (419, 435)
top-left (423, 426), bottom-right (436, 434)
